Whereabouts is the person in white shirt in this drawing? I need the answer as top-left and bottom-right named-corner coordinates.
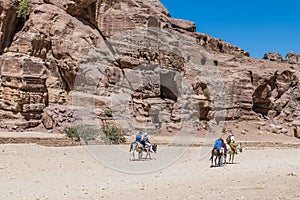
top-left (226, 133), bottom-right (238, 154)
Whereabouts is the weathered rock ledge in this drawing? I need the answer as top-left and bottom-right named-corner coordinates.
top-left (0, 0), bottom-right (299, 138)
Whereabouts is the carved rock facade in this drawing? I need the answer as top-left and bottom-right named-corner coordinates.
top-left (0, 0), bottom-right (299, 133)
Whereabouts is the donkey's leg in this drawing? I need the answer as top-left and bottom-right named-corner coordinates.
top-left (210, 150), bottom-right (214, 165)
top-left (220, 155), bottom-right (224, 167)
top-left (145, 151), bottom-right (149, 159)
top-left (148, 149), bottom-right (152, 159)
top-left (214, 156), bottom-right (218, 166)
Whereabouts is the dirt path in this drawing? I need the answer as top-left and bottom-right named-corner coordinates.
top-left (0, 144), bottom-right (299, 199)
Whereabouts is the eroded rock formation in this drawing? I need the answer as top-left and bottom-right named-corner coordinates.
top-left (0, 0), bottom-right (299, 134)
top-left (0, 0), bottom-right (18, 53)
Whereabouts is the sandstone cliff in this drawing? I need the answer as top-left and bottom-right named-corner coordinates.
top-left (0, 0), bottom-right (299, 135)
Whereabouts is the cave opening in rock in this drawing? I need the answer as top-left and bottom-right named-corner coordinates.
top-left (160, 85), bottom-right (178, 101)
top-left (252, 84), bottom-right (272, 116)
top-left (160, 70), bottom-right (179, 101)
top-left (252, 100), bottom-right (271, 116)
top-left (199, 105), bottom-right (211, 120)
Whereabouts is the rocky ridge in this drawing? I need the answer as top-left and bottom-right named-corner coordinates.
top-left (263, 51), bottom-right (300, 65)
top-left (0, 0), bottom-right (299, 137)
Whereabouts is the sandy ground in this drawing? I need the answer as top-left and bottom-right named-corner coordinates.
top-left (0, 142), bottom-right (299, 200)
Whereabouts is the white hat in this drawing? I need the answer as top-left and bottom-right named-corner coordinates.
top-left (144, 133), bottom-right (148, 136)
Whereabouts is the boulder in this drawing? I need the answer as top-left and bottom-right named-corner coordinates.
top-left (280, 128), bottom-right (288, 134)
top-left (42, 111), bottom-right (53, 129)
top-left (169, 18), bottom-right (196, 32)
top-left (263, 52), bottom-right (282, 62)
top-left (285, 52), bottom-right (300, 64)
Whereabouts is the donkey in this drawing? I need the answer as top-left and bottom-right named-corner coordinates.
top-left (210, 147), bottom-right (225, 167)
top-left (144, 143), bottom-right (157, 159)
top-left (129, 142), bottom-right (143, 161)
top-left (224, 143), bottom-right (242, 164)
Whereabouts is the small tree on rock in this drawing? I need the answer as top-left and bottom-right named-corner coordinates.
top-left (17, 0), bottom-right (30, 18)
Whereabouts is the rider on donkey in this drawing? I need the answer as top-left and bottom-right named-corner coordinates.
top-left (210, 137), bottom-right (225, 165)
top-left (213, 138), bottom-right (224, 152)
top-left (226, 133), bottom-right (238, 154)
top-left (142, 133), bottom-right (154, 153)
top-left (135, 130), bottom-right (143, 145)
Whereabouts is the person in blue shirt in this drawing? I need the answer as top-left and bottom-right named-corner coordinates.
top-left (211, 137), bottom-right (225, 158)
top-left (210, 137), bottom-right (225, 166)
top-left (212, 138), bottom-right (225, 156)
top-left (214, 138), bottom-right (224, 150)
top-left (135, 130), bottom-right (143, 143)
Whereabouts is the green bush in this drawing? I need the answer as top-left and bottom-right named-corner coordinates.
top-left (77, 125), bottom-right (101, 141)
top-left (238, 117), bottom-right (245, 122)
top-left (275, 102), bottom-right (282, 113)
top-left (64, 126), bottom-right (81, 141)
top-left (272, 128), bottom-right (279, 134)
top-left (101, 125), bottom-right (126, 144)
top-left (63, 125), bottom-right (101, 144)
top-left (17, 0), bottom-right (30, 18)
top-left (192, 116), bottom-right (199, 121)
top-left (203, 88), bottom-right (210, 99)
top-left (103, 110), bottom-right (113, 117)
top-left (222, 127), bottom-right (226, 133)
top-left (63, 124), bottom-right (125, 144)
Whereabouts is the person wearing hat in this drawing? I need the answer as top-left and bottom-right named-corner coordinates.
top-left (142, 133), bottom-right (154, 153)
top-left (226, 133), bottom-right (238, 154)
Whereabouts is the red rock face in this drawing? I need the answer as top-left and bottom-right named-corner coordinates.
top-left (0, 0), bottom-right (18, 53)
top-left (0, 0), bottom-right (299, 133)
top-left (0, 54), bottom-right (47, 129)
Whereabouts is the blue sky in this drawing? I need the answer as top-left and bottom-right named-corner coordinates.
top-left (160, 0), bottom-right (300, 58)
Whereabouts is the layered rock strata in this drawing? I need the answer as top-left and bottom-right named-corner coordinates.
top-left (0, 0), bottom-right (299, 134)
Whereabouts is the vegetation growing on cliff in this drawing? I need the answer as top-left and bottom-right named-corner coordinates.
top-left (17, 0), bottom-right (30, 18)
